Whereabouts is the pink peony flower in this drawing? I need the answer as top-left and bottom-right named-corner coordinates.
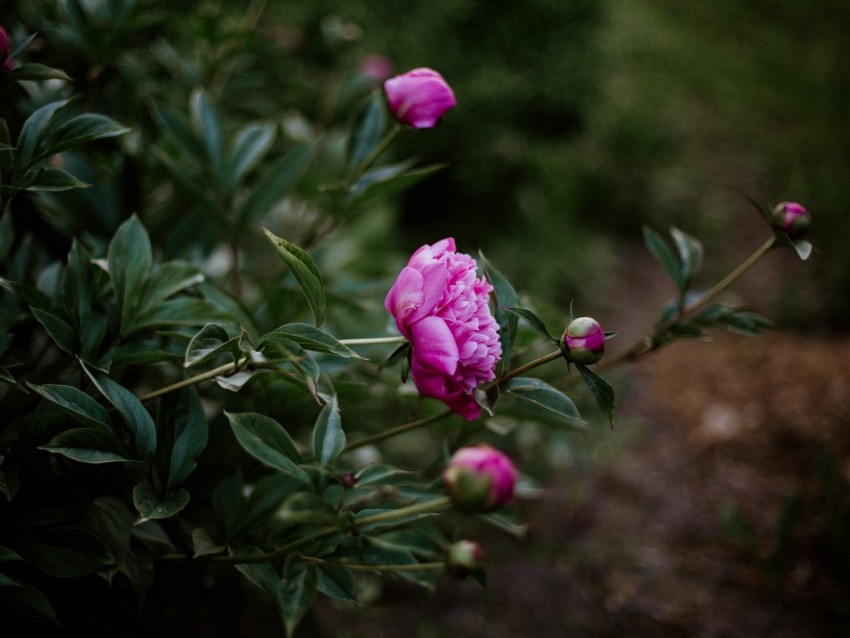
top-left (359, 54), bottom-right (394, 82)
top-left (443, 445), bottom-right (517, 512)
top-left (0, 27), bottom-right (13, 73)
top-left (385, 238), bottom-right (501, 420)
top-left (383, 67), bottom-right (456, 129)
top-left (771, 202), bottom-right (810, 239)
top-left (562, 317), bottom-right (605, 365)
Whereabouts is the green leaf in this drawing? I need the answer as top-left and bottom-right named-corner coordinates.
top-left (226, 412), bottom-right (309, 483)
top-left (63, 240), bottom-right (105, 358)
top-left (348, 92), bottom-right (386, 170)
top-left (190, 89), bottom-right (225, 178)
top-left (670, 227), bottom-right (703, 291)
top-left (315, 565), bottom-right (358, 603)
top-left (577, 365), bottom-right (616, 428)
top-left (278, 556), bottom-right (317, 638)
top-left (12, 99), bottom-right (69, 179)
top-left (185, 323), bottom-right (244, 367)
top-left (28, 383), bottom-right (111, 432)
top-left (31, 307), bottom-right (77, 355)
top-left (108, 215), bottom-right (153, 336)
top-left (259, 323), bottom-right (361, 358)
top-left (262, 227), bottom-right (325, 326)
top-left (276, 492), bottom-right (337, 525)
top-left (84, 497), bottom-right (133, 566)
top-left (0, 576), bottom-right (57, 621)
top-left (136, 261), bottom-right (205, 315)
top-left (127, 296), bottom-right (230, 334)
top-left (480, 251), bottom-right (518, 376)
top-left (20, 167), bottom-right (90, 191)
top-left (133, 482), bottom-right (190, 522)
top-left (82, 363), bottom-right (157, 464)
top-left (0, 277), bottom-right (54, 310)
top-left (312, 396), bottom-right (344, 466)
top-left (5, 527), bottom-right (113, 577)
top-left (3, 62), bottom-right (71, 82)
top-left (156, 388), bottom-right (208, 493)
top-left (8, 33), bottom-right (37, 59)
top-left (642, 225), bottom-right (681, 290)
top-left (346, 163), bottom-right (445, 215)
top-left (240, 146), bottom-right (311, 231)
top-left (502, 377), bottom-right (585, 426)
top-left (39, 428), bottom-right (129, 464)
top-left (227, 122), bottom-right (276, 191)
top-left (506, 307), bottom-right (560, 344)
top-left (37, 112), bottom-right (130, 162)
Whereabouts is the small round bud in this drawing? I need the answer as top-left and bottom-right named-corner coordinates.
top-left (446, 540), bottom-right (483, 578)
top-left (771, 202), bottom-right (810, 239)
top-left (562, 317), bottom-right (605, 365)
top-left (443, 446), bottom-right (517, 513)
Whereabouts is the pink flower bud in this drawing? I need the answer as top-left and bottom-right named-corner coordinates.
top-left (562, 317), bottom-right (605, 365)
top-left (446, 540), bottom-right (483, 578)
top-left (443, 445), bottom-right (517, 512)
top-left (359, 54), bottom-right (394, 82)
top-left (771, 202), bottom-right (810, 239)
top-left (383, 68), bottom-right (457, 129)
top-left (0, 27), bottom-right (13, 74)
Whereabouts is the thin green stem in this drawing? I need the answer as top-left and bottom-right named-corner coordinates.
top-left (486, 349), bottom-right (564, 388)
top-left (138, 359), bottom-right (245, 402)
top-left (347, 123), bottom-right (402, 187)
top-left (302, 556), bottom-right (444, 572)
top-left (343, 410), bottom-right (452, 452)
top-left (338, 336), bottom-right (407, 346)
top-left (158, 497), bottom-right (451, 566)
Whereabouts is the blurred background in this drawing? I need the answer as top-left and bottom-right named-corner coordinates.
top-left (5, 0), bottom-right (850, 635)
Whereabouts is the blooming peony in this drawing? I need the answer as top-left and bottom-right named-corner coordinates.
top-left (385, 238), bottom-right (501, 420)
top-left (383, 68), bottom-right (456, 129)
top-left (443, 445), bottom-right (517, 511)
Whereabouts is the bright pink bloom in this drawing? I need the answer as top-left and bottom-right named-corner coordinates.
top-left (771, 202), bottom-right (810, 239)
top-left (0, 27), bottom-right (13, 73)
top-left (359, 54), bottom-right (394, 82)
top-left (383, 68), bottom-right (456, 129)
top-left (385, 238), bottom-right (501, 420)
top-left (562, 317), bottom-right (605, 365)
top-left (443, 445), bottom-right (517, 512)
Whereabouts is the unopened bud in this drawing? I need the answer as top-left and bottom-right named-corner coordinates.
top-left (443, 446), bottom-right (517, 512)
top-left (446, 540), bottom-right (483, 578)
top-left (562, 317), bottom-right (605, 365)
top-left (771, 202), bottom-right (810, 239)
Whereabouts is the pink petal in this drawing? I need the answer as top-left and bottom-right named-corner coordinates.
top-left (410, 316), bottom-right (459, 376)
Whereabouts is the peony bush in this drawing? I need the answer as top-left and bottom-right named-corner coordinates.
top-left (0, 6), bottom-right (814, 636)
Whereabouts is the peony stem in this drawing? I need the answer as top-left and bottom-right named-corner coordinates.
top-left (345, 123), bottom-right (402, 188)
top-left (338, 336), bottom-right (408, 346)
top-left (343, 409), bottom-right (452, 452)
top-left (158, 497), bottom-right (451, 566)
top-left (138, 359), bottom-right (247, 402)
top-left (301, 556), bottom-right (444, 572)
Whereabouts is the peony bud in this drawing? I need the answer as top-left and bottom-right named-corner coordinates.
top-left (383, 68), bottom-right (456, 129)
top-left (443, 445), bottom-right (517, 512)
top-left (446, 540), bottom-right (483, 578)
top-left (562, 317), bottom-right (605, 365)
top-left (0, 27), bottom-right (12, 74)
top-left (359, 54), bottom-right (394, 82)
top-left (771, 202), bottom-right (810, 239)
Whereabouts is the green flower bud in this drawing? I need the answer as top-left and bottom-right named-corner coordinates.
top-left (446, 540), bottom-right (483, 578)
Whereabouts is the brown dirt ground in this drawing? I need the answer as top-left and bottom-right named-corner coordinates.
top-left (308, 332), bottom-right (850, 638)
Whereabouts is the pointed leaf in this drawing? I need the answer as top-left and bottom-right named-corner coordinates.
top-left (642, 225), bottom-right (681, 289)
top-left (108, 215), bottom-right (153, 336)
top-left (156, 388), bottom-right (208, 493)
top-left (506, 307), bottom-right (560, 344)
top-left (259, 323), bottom-right (360, 358)
top-left (480, 251), bottom-right (518, 375)
top-left (670, 227), bottom-right (704, 291)
top-left (278, 557), bottom-right (317, 638)
top-left (227, 122), bottom-right (276, 190)
top-left (348, 92), bottom-right (386, 170)
top-left (577, 364), bottom-right (616, 427)
top-left (136, 261), bottom-right (205, 315)
top-left (3, 62), bottom-right (71, 82)
top-left (262, 228), bottom-right (325, 326)
top-left (316, 565), bottom-right (358, 603)
top-left (312, 396), bottom-right (344, 466)
top-left (39, 428), bottom-right (130, 464)
top-left (133, 482), bottom-right (190, 521)
top-left (503, 377), bottom-right (585, 425)
top-left (21, 167), bottom-right (90, 191)
top-left (28, 383), bottom-right (110, 432)
top-left (12, 99), bottom-right (69, 179)
top-left (31, 307), bottom-right (77, 355)
top-left (38, 113), bottom-right (130, 162)
top-left (190, 89), bottom-right (225, 178)
top-left (240, 146), bottom-right (311, 230)
top-left (226, 412), bottom-right (309, 483)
